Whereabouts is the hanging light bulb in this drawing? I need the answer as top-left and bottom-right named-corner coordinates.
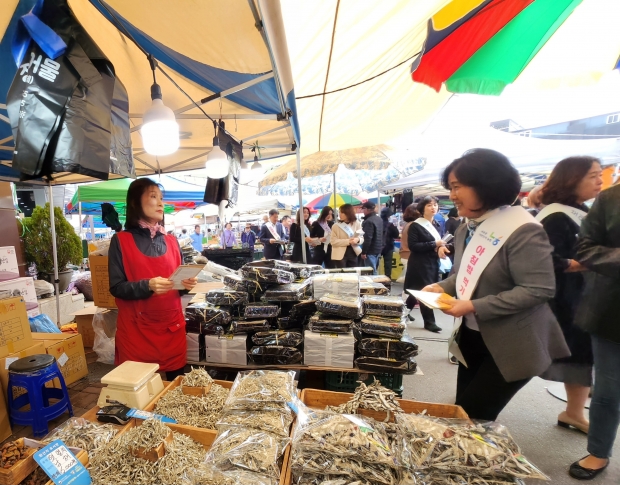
top-left (205, 122), bottom-right (229, 178)
top-left (251, 154), bottom-right (262, 170)
top-left (141, 56), bottom-right (179, 156)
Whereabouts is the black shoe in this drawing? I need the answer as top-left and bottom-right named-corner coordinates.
top-left (569, 457), bottom-right (609, 480)
top-left (424, 323), bottom-right (442, 333)
top-left (449, 355), bottom-right (459, 365)
top-left (407, 313), bottom-right (415, 322)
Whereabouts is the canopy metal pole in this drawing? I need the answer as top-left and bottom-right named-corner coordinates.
top-left (89, 216), bottom-right (95, 241)
top-left (296, 150), bottom-right (307, 263)
top-left (78, 201), bottom-right (82, 238)
top-left (333, 172), bottom-right (337, 212)
top-left (377, 189), bottom-right (381, 212)
top-left (47, 182), bottom-right (61, 326)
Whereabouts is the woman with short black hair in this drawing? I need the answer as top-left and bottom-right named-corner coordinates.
top-left (290, 206), bottom-right (314, 263)
top-left (404, 196), bottom-right (448, 332)
top-left (424, 148), bottom-right (569, 420)
top-left (331, 203), bottom-right (363, 268)
top-left (310, 206), bottom-right (334, 267)
top-left (108, 178), bottom-right (197, 381)
top-left (537, 156), bottom-right (603, 434)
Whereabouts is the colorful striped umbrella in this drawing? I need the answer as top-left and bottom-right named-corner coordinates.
top-left (411, 0), bottom-right (617, 95)
top-left (306, 193), bottom-right (362, 211)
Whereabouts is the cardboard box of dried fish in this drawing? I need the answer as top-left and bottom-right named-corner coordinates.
top-left (185, 303), bottom-right (233, 335)
top-left (397, 414), bottom-right (549, 484)
top-left (153, 369), bottom-right (230, 429)
top-left (89, 418), bottom-right (207, 485)
top-left (204, 334), bottom-right (248, 365)
top-left (41, 418), bottom-right (118, 459)
top-left (316, 294), bottom-right (364, 319)
top-left (290, 409), bottom-right (400, 485)
top-left (303, 330), bottom-right (355, 369)
top-left (362, 295), bottom-right (406, 317)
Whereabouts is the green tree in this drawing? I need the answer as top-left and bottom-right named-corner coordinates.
top-left (20, 204), bottom-right (82, 274)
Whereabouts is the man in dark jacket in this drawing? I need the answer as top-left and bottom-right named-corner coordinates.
top-left (360, 201), bottom-right (383, 275)
top-left (258, 209), bottom-right (287, 260)
top-left (380, 207), bottom-right (400, 279)
top-left (570, 184), bottom-right (620, 480)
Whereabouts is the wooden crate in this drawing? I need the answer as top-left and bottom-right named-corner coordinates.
top-left (0, 438), bottom-right (37, 485)
top-left (278, 389), bottom-right (469, 485)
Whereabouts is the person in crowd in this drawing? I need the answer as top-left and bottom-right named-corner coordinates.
top-left (241, 223), bottom-right (256, 253)
top-left (404, 196), bottom-right (447, 333)
top-left (537, 156), bottom-right (603, 435)
top-left (445, 207), bottom-right (463, 236)
top-left (380, 207), bottom-right (400, 280)
top-left (259, 209), bottom-right (287, 260)
top-left (310, 205), bottom-right (334, 267)
top-left (189, 224), bottom-right (203, 252)
top-left (108, 178), bottom-right (197, 381)
top-left (290, 206), bottom-right (315, 263)
top-left (434, 211), bottom-right (446, 235)
top-left (527, 184), bottom-right (544, 216)
top-left (280, 215), bottom-right (292, 239)
top-left (422, 148), bottom-right (568, 421)
top-left (360, 201), bottom-right (383, 274)
top-left (568, 182), bottom-right (620, 480)
top-left (179, 228), bottom-right (187, 238)
top-left (331, 203), bottom-right (363, 268)
top-left (399, 203), bottom-right (418, 321)
top-left (262, 214), bottom-right (269, 224)
top-left (221, 222), bottom-right (236, 249)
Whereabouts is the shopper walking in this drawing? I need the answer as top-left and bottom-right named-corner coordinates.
top-left (399, 204), bottom-right (417, 321)
top-left (380, 207), bottom-right (400, 279)
top-left (331, 203), bottom-right (363, 268)
top-left (537, 156), bottom-right (603, 434)
top-left (190, 224), bottom-right (203, 252)
top-left (259, 209), bottom-right (287, 260)
top-left (423, 148), bottom-right (568, 420)
top-left (241, 223), bottom-right (256, 253)
top-left (109, 178), bottom-right (197, 381)
top-left (310, 206), bottom-right (334, 267)
top-left (290, 206), bottom-right (314, 263)
top-left (360, 201), bottom-right (383, 274)
top-left (444, 207), bottom-right (463, 236)
top-left (222, 222), bottom-right (236, 249)
top-left (404, 196), bottom-right (448, 333)
top-left (568, 183), bottom-right (620, 480)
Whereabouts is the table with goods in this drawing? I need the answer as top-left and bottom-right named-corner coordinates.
top-left (200, 248), bottom-right (254, 270)
top-left (184, 259), bottom-right (418, 393)
top-left (4, 367), bottom-right (548, 485)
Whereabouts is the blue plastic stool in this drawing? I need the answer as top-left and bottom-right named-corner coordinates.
top-left (7, 354), bottom-right (73, 437)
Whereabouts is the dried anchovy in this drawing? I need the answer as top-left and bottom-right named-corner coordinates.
top-left (181, 367), bottom-right (214, 387)
top-left (42, 418), bottom-right (117, 458)
top-left (131, 418), bottom-right (172, 450)
top-left (207, 428), bottom-right (289, 478)
top-left (184, 463), bottom-right (276, 485)
top-left (0, 440), bottom-right (28, 468)
top-left (216, 409), bottom-right (293, 437)
top-left (326, 378), bottom-right (403, 419)
top-left (401, 470), bottom-right (518, 485)
top-left (89, 420), bottom-right (205, 485)
top-left (226, 370), bottom-right (295, 410)
top-left (22, 466), bottom-right (50, 485)
top-left (397, 414), bottom-right (549, 482)
top-left (154, 384), bottom-right (229, 429)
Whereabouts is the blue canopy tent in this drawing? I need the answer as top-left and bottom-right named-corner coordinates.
top-left (0, 0), bottom-right (307, 323)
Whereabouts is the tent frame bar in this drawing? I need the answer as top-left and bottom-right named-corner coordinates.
top-left (129, 113), bottom-right (281, 121)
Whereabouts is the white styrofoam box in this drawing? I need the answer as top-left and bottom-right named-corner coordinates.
top-left (205, 333), bottom-right (247, 365)
top-left (313, 273), bottom-right (359, 300)
top-left (0, 247), bottom-right (19, 279)
top-left (304, 330), bottom-right (355, 369)
top-left (0, 277), bottom-right (37, 309)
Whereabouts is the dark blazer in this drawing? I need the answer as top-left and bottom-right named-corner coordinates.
top-left (290, 222), bottom-right (310, 263)
top-left (361, 214), bottom-right (383, 256)
top-left (310, 220), bottom-right (333, 265)
top-left (259, 222), bottom-right (286, 260)
top-left (576, 185), bottom-right (620, 343)
top-left (438, 220), bottom-right (570, 382)
top-left (404, 220), bottom-right (441, 290)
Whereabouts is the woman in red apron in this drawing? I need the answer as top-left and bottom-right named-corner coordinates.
top-left (108, 179), bottom-right (197, 380)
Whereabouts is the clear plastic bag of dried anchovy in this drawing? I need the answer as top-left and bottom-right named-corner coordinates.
top-left (252, 331), bottom-right (303, 347)
top-left (206, 427), bottom-right (290, 479)
top-left (41, 417), bottom-right (118, 458)
top-left (216, 408), bottom-right (293, 438)
top-left (294, 475), bottom-right (382, 485)
top-left (205, 289), bottom-right (249, 306)
top-left (182, 463), bottom-right (277, 485)
top-left (316, 294), bottom-right (364, 319)
top-left (226, 370), bottom-right (297, 410)
top-left (248, 346), bottom-right (303, 365)
top-left (396, 414), bottom-right (549, 482)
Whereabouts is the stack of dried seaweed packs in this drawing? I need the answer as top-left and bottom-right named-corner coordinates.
top-left (353, 295), bottom-right (417, 374)
top-left (398, 414), bottom-right (549, 485)
top-left (153, 368), bottom-right (229, 430)
top-left (290, 409), bottom-right (400, 485)
top-left (207, 370), bottom-right (296, 483)
top-left (89, 418), bottom-right (206, 485)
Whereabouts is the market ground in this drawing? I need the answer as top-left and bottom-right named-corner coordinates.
top-left (401, 280), bottom-right (620, 485)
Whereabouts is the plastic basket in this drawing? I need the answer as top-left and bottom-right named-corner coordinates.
top-left (324, 371), bottom-right (404, 397)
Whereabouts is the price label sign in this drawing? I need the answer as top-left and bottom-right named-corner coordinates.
top-left (34, 440), bottom-right (91, 485)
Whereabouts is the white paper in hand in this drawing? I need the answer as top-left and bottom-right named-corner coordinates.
top-left (168, 265), bottom-right (204, 290)
top-left (407, 290), bottom-right (450, 310)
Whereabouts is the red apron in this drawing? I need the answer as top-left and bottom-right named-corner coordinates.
top-left (114, 232), bottom-right (186, 371)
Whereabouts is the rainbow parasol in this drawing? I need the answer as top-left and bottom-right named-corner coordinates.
top-left (306, 193), bottom-right (362, 211)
